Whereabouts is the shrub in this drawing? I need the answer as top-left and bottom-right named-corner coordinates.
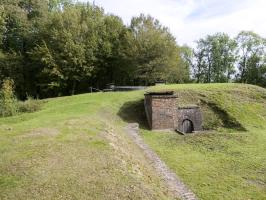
top-left (18, 97), bottom-right (42, 113)
top-left (0, 78), bottom-right (19, 117)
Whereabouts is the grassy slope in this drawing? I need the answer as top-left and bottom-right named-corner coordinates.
top-left (0, 83), bottom-right (265, 199)
top-left (0, 92), bottom-right (172, 200)
top-left (142, 84), bottom-right (266, 200)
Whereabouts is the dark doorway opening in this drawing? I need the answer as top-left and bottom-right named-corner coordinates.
top-left (182, 119), bottom-right (194, 133)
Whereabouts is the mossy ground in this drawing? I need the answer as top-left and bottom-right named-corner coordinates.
top-left (0, 83), bottom-right (265, 199)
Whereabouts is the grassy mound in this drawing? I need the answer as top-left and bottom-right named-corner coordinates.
top-left (141, 84), bottom-right (266, 200)
top-left (0, 83), bottom-right (265, 199)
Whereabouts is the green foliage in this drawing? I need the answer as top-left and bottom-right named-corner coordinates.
top-left (18, 96), bottom-right (41, 113)
top-left (235, 31), bottom-right (266, 86)
top-left (0, 83), bottom-right (265, 199)
top-left (0, 79), bottom-right (41, 117)
top-left (0, 5), bottom-right (6, 47)
top-left (191, 31), bottom-right (266, 86)
top-left (0, 84), bottom-right (175, 200)
top-left (0, 52), bottom-right (24, 98)
top-left (141, 83), bottom-right (266, 200)
top-left (123, 14), bottom-right (188, 85)
top-left (0, 78), bottom-right (19, 117)
top-left (0, 1), bottom-right (265, 99)
top-left (28, 4), bottom-right (133, 95)
top-left (192, 33), bottom-right (237, 83)
top-left (0, 1), bottom-right (190, 98)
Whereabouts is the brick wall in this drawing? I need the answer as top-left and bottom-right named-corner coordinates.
top-left (144, 92), bottom-right (178, 130)
top-left (176, 106), bottom-right (202, 132)
top-left (144, 92), bottom-right (203, 132)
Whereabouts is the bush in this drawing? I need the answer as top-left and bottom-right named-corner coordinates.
top-left (0, 79), bottom-right (19, 117)
top-left (18, 97), bottom-right (42, 113)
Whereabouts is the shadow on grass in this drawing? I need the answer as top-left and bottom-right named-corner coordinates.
top-left (117, 99), bottom-right (149, 130)
top-left (117, 97), bottom-right (246, 132)
top-left (201, 99), bottom-right (246, 131)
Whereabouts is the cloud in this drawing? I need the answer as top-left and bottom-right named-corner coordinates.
top-left (181, 0), bottom-right (266, 45)
top-left (79, 0), bottom-right (266, 46)
top-left (186, 0), bottom-right (249, 20)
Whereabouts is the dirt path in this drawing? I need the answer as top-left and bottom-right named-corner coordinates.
top-left (125, 123), bottom-right (198, 200)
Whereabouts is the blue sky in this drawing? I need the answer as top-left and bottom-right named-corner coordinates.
top-left (79, 0), bottom-right (266, 46)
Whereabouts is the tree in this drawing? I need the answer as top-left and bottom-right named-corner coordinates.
top-left (192, 33), bottom-right (237, 83)
top-left (3, 0), bottom-right (265, 100)
top-left (191, 44), bottom-right (206, 83)
top-left (0, 5), bottom-right (6, 48)
top-left (91, 14), bottom-right (128, 87)
top-left (235, 31), bottom-right (266, 86)
top-left (179, 45), bottom-right (194, 82)
top-left (0, 51), bottom-right (24, 96)
top-left (124, 14), bottom-right (189, 85)
top-left (211, 33), bottom-right (236, 82)
top-left (0, 0), bottom-right (51, 98)
top-left (0, 78), bottom-right (18, 117)
top-left (29, 4), bottom-right (98, 96)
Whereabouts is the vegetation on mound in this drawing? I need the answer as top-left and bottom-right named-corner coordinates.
top-left (0, 83), bottom-right (265, 200)
top-left (0, 90), bottom-right (172, 200)
top-left (118, 83), bottom-right (266, 199)
top-left (141, 84), bottom-right (266, 200)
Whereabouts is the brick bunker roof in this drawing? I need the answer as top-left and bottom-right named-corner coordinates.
top-left (144, 91), bottom-right (177, 98)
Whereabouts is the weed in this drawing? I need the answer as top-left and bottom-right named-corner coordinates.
top-left (18, 97), bottom-right (42, 113)
top-left (0, 78), bottom-right (19, 117)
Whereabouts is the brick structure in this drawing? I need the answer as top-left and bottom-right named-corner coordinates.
top-left (177, 106), bottom-right (202, 133)
top-left (144, 91), bottom-right (202, 133)
top-left (144, 91), bottom-right (178, 130)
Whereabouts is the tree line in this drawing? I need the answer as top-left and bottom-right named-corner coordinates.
top-left (187, 32), bottom-right (266, 85)
top-left (0, 0), bottom-right (265, 99)
top-left (0, 0), bottom-right (189, 99)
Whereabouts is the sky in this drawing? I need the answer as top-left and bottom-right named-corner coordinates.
top-left (79, 0), bottom-right (266, 46)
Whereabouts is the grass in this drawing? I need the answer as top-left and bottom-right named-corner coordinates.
top-left (0, 83), bottom-right (265, 199)
top-left (142, 83), bottom-right (266, 200)
top-left (0, 92), bottom-right (172, 200)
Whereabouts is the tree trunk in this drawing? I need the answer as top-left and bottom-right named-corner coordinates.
top-left (71, 80), bottom-right (76, 95)
top-left (240, 57), bottom-right (246, 83)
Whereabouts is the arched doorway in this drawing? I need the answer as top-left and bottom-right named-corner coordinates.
top-left (182, 119), bottom-right (194, 133)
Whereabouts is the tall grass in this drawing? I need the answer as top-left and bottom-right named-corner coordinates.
top-left (18, 96), bottom-right (42, 113)
top-left (0, 79), bottom-right (41, 117)
top-left (0, 79), bottom-right (19, 117)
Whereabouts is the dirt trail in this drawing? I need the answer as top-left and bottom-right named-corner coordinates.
top-left (125, 123), bottom-right (198, 200)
